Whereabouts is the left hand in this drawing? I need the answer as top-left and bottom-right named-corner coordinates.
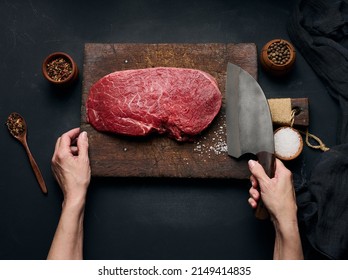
top-left (51, 128), bottom-right (91, 205)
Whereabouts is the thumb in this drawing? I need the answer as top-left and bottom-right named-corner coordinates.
top-left (248, 160), bottom-right (271, 187)
top-left (77, 131), bottom-right (89, 158)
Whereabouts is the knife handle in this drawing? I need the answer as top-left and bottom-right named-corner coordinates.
top-left (255, 151), bottom-right (276, 220)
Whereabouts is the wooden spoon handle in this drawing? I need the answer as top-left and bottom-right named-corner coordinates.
top-left (23, 143), bottom-right (48, 194)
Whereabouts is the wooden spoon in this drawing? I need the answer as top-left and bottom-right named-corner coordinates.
top-left (6, 112), bottom-right (48, 194)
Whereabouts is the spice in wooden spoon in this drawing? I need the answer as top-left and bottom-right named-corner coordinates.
top-left (6, 112), bottom-right (48, 194)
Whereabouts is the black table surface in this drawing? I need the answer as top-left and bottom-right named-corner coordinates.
top-left (0, 0), bottom-right (338, 260)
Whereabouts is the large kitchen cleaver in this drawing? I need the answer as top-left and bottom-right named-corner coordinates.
top-left (225, 63), bottom-right (275, 220)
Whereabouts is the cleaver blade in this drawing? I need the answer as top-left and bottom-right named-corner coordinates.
top-left (225, 63), bottom-right (275, 220)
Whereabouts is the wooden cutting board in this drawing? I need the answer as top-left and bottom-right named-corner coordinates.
top-left (81, 43), bottom-right (257, 179)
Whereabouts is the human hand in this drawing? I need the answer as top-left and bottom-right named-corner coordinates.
top-left (248, 159), bottom-right (297, 226)
top-left (51, 128), bottom-right (91, 206)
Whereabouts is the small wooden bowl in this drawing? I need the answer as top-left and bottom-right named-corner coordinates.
top-left (42, 52), bottom-right (78, 86)
top-left (260, 39), bottom-right (296, 76)
top-left (274, 126), bottom-right (303, 161)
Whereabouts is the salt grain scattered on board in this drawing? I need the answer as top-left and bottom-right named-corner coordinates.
top-left (194, 114), bottom-right (228, 158)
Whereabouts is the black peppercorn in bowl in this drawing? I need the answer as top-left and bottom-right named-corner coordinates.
top-left (260, 39), bottom-right (296, 76)
top-left (42, 52), bottom-right (78, 86)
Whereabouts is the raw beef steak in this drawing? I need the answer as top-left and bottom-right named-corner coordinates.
top-left (86, 67), bottom-right (222, 141)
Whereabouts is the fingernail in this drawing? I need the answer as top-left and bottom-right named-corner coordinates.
top-left (248, 160), bottom-right (256, 169)
top-left (81, 131), bottom-right (88, 139)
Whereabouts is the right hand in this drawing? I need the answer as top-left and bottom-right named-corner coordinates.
top-left (51, 128), bottom-right (91, 205)
top-left (248, 159), bottom-right (297, 225)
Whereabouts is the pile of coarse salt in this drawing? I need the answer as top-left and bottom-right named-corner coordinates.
top-left (274, 127), bottom-right (303, 160)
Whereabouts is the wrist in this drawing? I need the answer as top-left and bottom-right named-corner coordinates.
top-left (270, 203), bottom-right (298, 230)
top-left (62, 195), bottom-right (86, 212)
top-left (273, 216), bottom-right (300, 238)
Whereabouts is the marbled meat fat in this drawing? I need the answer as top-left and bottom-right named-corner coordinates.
top-left (86, 67), bottom-right (222, 141)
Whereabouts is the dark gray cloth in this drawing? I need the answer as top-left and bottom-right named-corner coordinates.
top-left (288, 0), bottom-right (348, 144)
top-left (289, 0), bottom-right (348, 260)
top-left (295, 144), bottom-right (348, 259)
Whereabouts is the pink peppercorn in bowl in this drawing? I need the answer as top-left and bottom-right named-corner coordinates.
top-left (42, 52), bottom-right (79, 86)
